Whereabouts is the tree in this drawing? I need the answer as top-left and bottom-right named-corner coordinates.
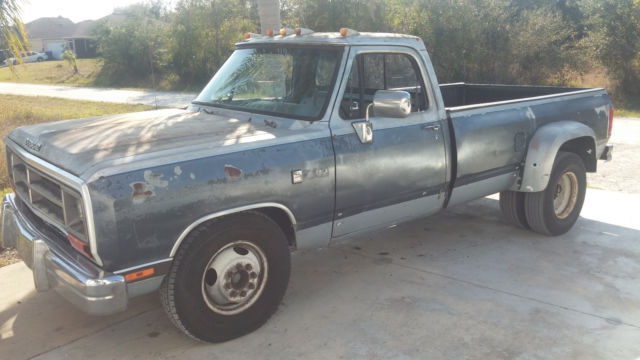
top-left (92, 3), bottom-right (169, 87)
top-left (580, 0), bottom-right (640, 103)
top-left (62, 49), bottom-right (78, 74)
top-left (0, 0), bottom-right (28, 70)
top-left (166, 0), bottom-right (256, 87)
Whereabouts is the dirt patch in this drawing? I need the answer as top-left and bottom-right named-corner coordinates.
top-left (0, 247), bottom-right (19, 267)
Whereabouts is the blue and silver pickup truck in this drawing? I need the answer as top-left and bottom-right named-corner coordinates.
top-left (1, 29), bottom-right (613, 342)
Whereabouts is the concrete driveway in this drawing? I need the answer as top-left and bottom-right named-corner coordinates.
top-left (1, 188), bottom-right (639, 360)
top-left (0, 82), bottom-right (196, 108)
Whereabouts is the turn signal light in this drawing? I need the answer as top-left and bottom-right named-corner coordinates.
top-left (280, 28), bottom-right (287, 36)
top-left (68, 233), bottom-right (93, 259)
top-left (244, 32), bottom-right (251, 39)
top-left (339, 28), bottom-right (348, 37)
top-left (125, 267), bottom-right (155, 282)
top-left (266, 29), bottom-right (274, 36)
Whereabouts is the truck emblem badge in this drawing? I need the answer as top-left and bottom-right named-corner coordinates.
top-left (25, 138), bottom-right (43, 152)
top-left (291, 170), bottom-right (303, 184)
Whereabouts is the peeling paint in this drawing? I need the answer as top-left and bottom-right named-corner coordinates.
top-left (174, 166), bottom-right (182, 176)
top-left (224, 164), bottom-right (243, 179)
top-left (144, 170), bottom-right (168, 187)
top-left (264, 119), bottom-right (277, 129)
top-left (190, 173), bottom-right (196, 180)
top-left (130, 171), bottom-right (168, 204)
top-left (526, 107), bottom-right (536, 121)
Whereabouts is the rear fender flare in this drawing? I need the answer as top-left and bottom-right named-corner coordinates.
top-left (514, 121), bottom-right (596, 192)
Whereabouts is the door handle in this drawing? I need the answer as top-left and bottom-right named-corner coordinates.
top-left (422, 124), bottom-right (440, 140)
top-left (422, 124), bottom-right (440, 131)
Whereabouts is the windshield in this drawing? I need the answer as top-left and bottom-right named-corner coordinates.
top-left (194, 46), bottom-right (343, 120)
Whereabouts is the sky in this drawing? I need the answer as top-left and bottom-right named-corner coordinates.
top-left (20, 0), bottom-right (150, 23)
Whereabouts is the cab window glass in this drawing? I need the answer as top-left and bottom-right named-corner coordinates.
top-left (340, 53), bottom-right (428, 120)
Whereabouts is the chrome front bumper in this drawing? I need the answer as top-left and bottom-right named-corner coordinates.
top-left (0, 193), bottom-right (127, 315)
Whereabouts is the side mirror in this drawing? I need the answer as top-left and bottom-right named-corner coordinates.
top-left (369, 90), bottom-right (412, 120)
top-left (352, 90), bottom-right (411, 144)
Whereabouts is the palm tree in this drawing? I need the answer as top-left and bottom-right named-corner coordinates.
top-left (257, 0), bottom-right (280, 34)
top-left (1, 0), bottom-right (28, 69)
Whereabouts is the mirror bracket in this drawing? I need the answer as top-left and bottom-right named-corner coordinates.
top-left (352, 121), bottom-right (373, 144)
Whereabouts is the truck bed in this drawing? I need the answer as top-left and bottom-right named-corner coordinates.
top-left (440, 83), bottom-right (586, 109)
top-left (442, 83), bottom-right (610, 207)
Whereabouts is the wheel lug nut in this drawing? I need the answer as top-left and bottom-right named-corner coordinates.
top-left (248, 283), bottom-right (255, 290)
top-left (250, 272), bottom-right (257, 279)
top-left (230, 290), bottom-right (238, 298)
top-left (240, 291), bottom-right (247, 297)
top-left (224, 282), bottom-right (232, 290)
top-left (245, 264), bottom-right (252, 271)
top-left (236, 263), bottom-right (244, 270)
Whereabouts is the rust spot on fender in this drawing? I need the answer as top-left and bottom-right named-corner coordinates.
top-left (264, 119), bottom-right (277, 128)
top-left (224, 164), bottom-right (243, 179)
top-left (130, 170), bottom-right (168, 204)
top-left (131, 182), bottom-right (154, 204)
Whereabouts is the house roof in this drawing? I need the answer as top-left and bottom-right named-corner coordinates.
top-left (25, 16), bottom-right (99, 40)
top-left (25, 16), bottom-right (76, 39)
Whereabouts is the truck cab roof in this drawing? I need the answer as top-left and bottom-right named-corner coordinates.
top-left (238, 31), bottom-right (426, 50)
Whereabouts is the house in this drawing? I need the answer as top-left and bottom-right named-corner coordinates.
top-left (25, 16), bottom-right (97, 60)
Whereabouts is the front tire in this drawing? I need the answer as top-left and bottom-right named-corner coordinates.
top-left (160, 211), bottom-right (291, 342)
top-left (524, 152), bottom-right (586, 236)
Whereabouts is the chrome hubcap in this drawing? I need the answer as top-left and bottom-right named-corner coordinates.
top-left (201, 241), bottom-right (267, 315)
top-left (553, 172), bottom-right (579, 219)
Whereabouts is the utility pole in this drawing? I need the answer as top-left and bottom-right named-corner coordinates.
top-left (257, 0), bottom-right (281, 34)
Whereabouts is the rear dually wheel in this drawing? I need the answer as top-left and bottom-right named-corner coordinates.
top-left (524, 151), bottom-right (586, 236)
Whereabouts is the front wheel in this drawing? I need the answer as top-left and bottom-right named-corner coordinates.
top-left (160, 211), bottom-right (291, 342)
top-left (524, 152), bottom-right (586, 236)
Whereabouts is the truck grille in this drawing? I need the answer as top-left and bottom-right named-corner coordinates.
top-left (7, 149), bottom-right (88, 241)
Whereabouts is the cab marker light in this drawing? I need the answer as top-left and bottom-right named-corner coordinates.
top-left (339, 28), bottom-right (360, 37)
top-left (295, 28), bottom-right (314, 36)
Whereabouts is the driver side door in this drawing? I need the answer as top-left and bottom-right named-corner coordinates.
top-left (329, 47), bottom-right (448, 238)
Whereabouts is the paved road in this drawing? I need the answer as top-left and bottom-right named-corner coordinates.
top-left (0, 82), bottom-right (197, 108)
top-left (1, 189), bottom-right (639, 360)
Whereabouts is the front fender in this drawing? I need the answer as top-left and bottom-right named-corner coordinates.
top-left (515, 121), bottom-right (595, 192)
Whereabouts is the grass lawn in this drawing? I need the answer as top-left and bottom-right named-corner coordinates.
top-left (0, 58), bottom-right (186, 90)
top-left (0, 59), bottom-right (104, 87)
top-left (614, 108), bottom-right (640, 118)
top-left (0, 95), bottom-right (153, 190)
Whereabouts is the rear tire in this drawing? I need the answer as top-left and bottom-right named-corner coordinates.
top-left (160, 211), bottom-right (291, 342)
top-left (524, 152), bottom-right (586, 236)
top-left (499, 191), bottom-right (529, 229)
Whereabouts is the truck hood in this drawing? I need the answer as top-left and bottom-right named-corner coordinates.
top-left (7, 108), bottom-right (317, 180)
